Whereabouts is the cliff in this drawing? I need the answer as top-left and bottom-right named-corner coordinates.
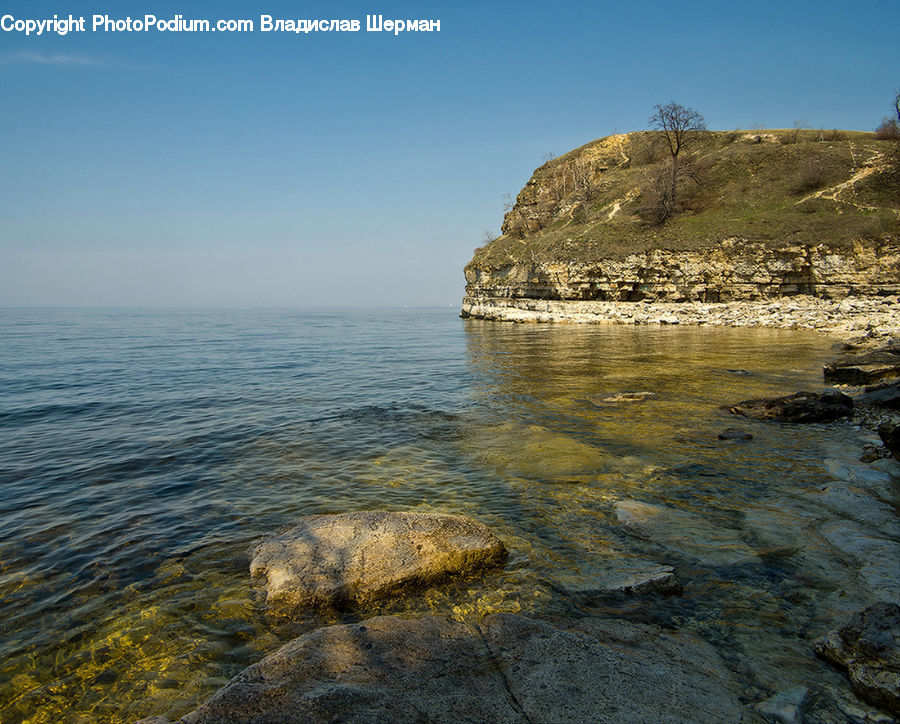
top-left (462, 130), bottom-right (900, 316)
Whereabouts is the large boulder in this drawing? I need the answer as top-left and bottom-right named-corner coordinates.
top-left (138, 613), bottom-right (749, 723)
top-left (814, 602), bottom-right (900, 715)
top-left (250, 511), bottom-right (507, 611)
top-left (726, 390), bottom-right (853, 423)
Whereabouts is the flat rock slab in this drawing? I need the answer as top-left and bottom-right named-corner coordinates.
top-left (553, 560), bottom-right (683, 597)
top-left (808, 485), bottom-right (899, 538)
top-left (614, 499), bottom-right (758, 566)
top-left (860, 381), bottom-right (900, 410)
top-left (726, 390), bottom-right (853, 423)
top-left (139, 613), bottom-right (749, 723)
top-left (814, 602), bottom-right (900, 716)
top-left (825, 348), bottom-right (900, 385)
top-left (250, 512), bottom-right (507, 611)
top-left (818, 522), bottom-right (900, 602)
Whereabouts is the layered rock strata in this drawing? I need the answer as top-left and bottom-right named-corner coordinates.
top-left (463, 240), bottom-right (900, 307)
top-left (460, 293), bottom-right (900, 338)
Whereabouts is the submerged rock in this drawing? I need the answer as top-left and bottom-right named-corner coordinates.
top-left (250, 511), bottom-right (507, 611)
top-left (139, 613), bottom-right (748, 723)
top-left (814, 602), bottom-right (900, 715)
top-left (588, 391), bottom-right (657, 404)
top-left (613, 499), bottom-right (758, 565)
top-left (557, 561), bottom-right (683, 597)
top-left (818, 522), bottom-right (900, 601)
top-left (600, 563), bottom-right (682, 596)
top-left (718, 428), bottom-right (754, 441)
top-left (726, 390), bottom-right (853, 423)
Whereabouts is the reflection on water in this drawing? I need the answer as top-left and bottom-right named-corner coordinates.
top-left (0, 309), bottom-right (895, 722)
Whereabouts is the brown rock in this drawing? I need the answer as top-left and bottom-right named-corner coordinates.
top-left (250, 511), bottom-right (507, 612)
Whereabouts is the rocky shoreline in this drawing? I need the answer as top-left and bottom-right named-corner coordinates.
top-left (138, 318), bottom-right (900, 723)
top-left (461, 294), bottom-right (900, 340)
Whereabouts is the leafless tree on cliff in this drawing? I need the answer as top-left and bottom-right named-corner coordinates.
top-left (786, 119), bottom-right (808, 144)
top-left (645, 101), bottom-right (707, 224)
top-left (650, 101), bottom-right (707, 166)
top-left (875, 90), bottom-right (900, 139)
top-left (549, 167), bottom-right (566, 201)
top-left (571, 157), bottom-right (601, 202)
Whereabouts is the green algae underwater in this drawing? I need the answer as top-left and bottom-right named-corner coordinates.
top-left (0, 308), bottom-right (894, 722)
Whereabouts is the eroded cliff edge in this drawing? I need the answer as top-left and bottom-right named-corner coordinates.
top-left (462, 130), bottom-right (900, 325)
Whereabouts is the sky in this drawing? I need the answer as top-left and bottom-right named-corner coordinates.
top-left (1, 0), bottom-right (898, 307)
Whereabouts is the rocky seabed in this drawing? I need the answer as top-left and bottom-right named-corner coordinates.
top-left (139, 312), bottom-right (900, 723)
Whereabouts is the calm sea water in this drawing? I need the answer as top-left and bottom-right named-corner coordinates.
top-left (0, 308), bottom-right (884, 721)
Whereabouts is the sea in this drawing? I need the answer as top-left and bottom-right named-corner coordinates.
top-left (0, 307), bottom-right (888, 722)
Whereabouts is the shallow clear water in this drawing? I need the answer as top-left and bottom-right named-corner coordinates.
top-left (0, 308), bottom-right (892, 722)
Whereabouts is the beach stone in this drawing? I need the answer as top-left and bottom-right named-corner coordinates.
top-left (814, 602), bottom-right (900, 715)
top-left (250, 512), bottom-right (507, 611)
top-left (726, 390), bottom-right (853, 423)
top-left (577, 562), bottom-right (683, 597)
top-left (718, 428), bottom-right (754, 441)
top-left (139, 613), bottom-right (749, 723)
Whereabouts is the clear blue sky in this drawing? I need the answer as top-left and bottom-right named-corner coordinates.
top-left (1, 0), bottom-right (897, 307)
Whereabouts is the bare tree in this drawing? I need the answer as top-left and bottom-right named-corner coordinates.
top-left (749, 123), bottom-right (766, 144)
top-left (571, 157), bottom-right (601, 201)
top-left (549, 166), bottom-right (569, 201)
top-left (646, 101), bottom-right (707, 224)
top-left (876, 91), bottom-right (900, 139)
top-left (787, 119), bottom-right (808, 144)
top-left (649, 101), bottom-right (707, 166)
top-left (481, 230), bottom-right (499, 244)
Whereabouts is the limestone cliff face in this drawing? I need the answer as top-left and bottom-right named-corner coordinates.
top-left (463, 239), bottom-right (900, 313)
top-left (463, 129), bottom-right (900, 318)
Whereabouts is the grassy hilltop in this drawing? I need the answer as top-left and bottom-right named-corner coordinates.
top-left (470, 129), bottom-right (900, 271)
